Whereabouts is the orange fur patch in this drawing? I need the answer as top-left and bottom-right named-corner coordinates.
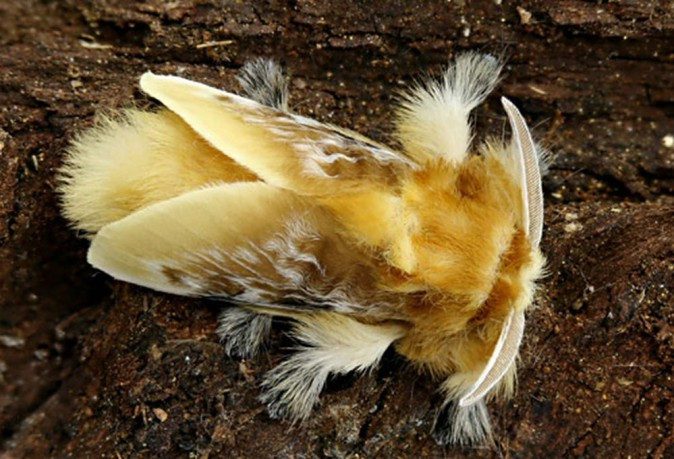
top-left (386, 156), bottom-right (541, 377)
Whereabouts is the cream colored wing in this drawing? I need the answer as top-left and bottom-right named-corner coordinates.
top-left (88, 182), bottom-right (405, 316)
top-left (138, 73), bottom-right (416, 197)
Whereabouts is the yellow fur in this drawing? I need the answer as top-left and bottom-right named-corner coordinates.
top-left (59, 109), bottom-right (256, 234)
top-left (319, 190), bottom-right (419, 273)
top-left (64, 111), bottom-right (543, 388)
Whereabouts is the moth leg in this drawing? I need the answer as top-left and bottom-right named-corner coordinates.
top-left (217, 307), bottom-right (272, 359)
top-left (237, 58), bottom-right (289, 111)
top-left (259, 312), bottom-right (405, 421)
top-left (432, 398), bottom-right (493, 447)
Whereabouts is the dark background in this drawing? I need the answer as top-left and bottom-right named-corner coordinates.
top-left (0, 1), bottom-right (672, 457)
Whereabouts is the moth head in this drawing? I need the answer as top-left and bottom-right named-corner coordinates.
top-left (396, 97), bottom-right (544, 403)
top-left (457, 97), bottom-right (544, 406)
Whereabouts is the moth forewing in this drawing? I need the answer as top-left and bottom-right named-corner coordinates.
top-left (140, 73), bottom-right (412, 197)
top-left (140, 73), bottom-right (300, 191)
top-left (87, 182), bottom-right (309, 296)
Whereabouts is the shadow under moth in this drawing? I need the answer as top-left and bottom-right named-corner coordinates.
top-left (59, 53), bottom-right (547, 446)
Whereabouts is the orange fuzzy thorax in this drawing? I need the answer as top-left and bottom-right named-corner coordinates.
top-left (383, 157), bottom-right (543, 378)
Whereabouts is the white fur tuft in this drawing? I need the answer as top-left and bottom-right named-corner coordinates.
top-left (395, 52), bottom-right (503, 163)
top-left (259, 313), bottom-right (405, 420)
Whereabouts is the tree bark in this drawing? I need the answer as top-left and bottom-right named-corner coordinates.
top-left (0, 0), bottom-right (672, 457)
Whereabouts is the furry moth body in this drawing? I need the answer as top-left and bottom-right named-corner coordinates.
top-left (59, 54), bottom-right (546, 446)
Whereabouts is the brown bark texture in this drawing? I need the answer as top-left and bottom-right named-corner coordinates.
top-left (1, 0), bottom-right (673, 457)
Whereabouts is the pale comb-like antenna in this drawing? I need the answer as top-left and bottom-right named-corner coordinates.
top-left (459, 309), bottom-right (524, 407)
top-left (502, 97), bottom-right (544, 247)
top-left (459, 97), bottom-right (543, 407)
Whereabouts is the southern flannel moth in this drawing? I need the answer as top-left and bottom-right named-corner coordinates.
top-left (59, 54), bottom-right (547, 445)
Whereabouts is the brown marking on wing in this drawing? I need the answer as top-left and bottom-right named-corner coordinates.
top-left (156, 205), bottom-right (411, 320)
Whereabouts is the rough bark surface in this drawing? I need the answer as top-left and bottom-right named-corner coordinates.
top-left (1, 0), bottom-right (672, 457)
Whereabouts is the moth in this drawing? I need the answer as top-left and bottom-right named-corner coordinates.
top-left (59, 53), bottom-right (546, 446)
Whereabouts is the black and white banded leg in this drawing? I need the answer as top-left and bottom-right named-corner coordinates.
top-left (237, 58), bottom-right (289, 111)
top-left (432, 398), bottom-right (493, 447)
top-left (217, 308), bottom-right (273, 359)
